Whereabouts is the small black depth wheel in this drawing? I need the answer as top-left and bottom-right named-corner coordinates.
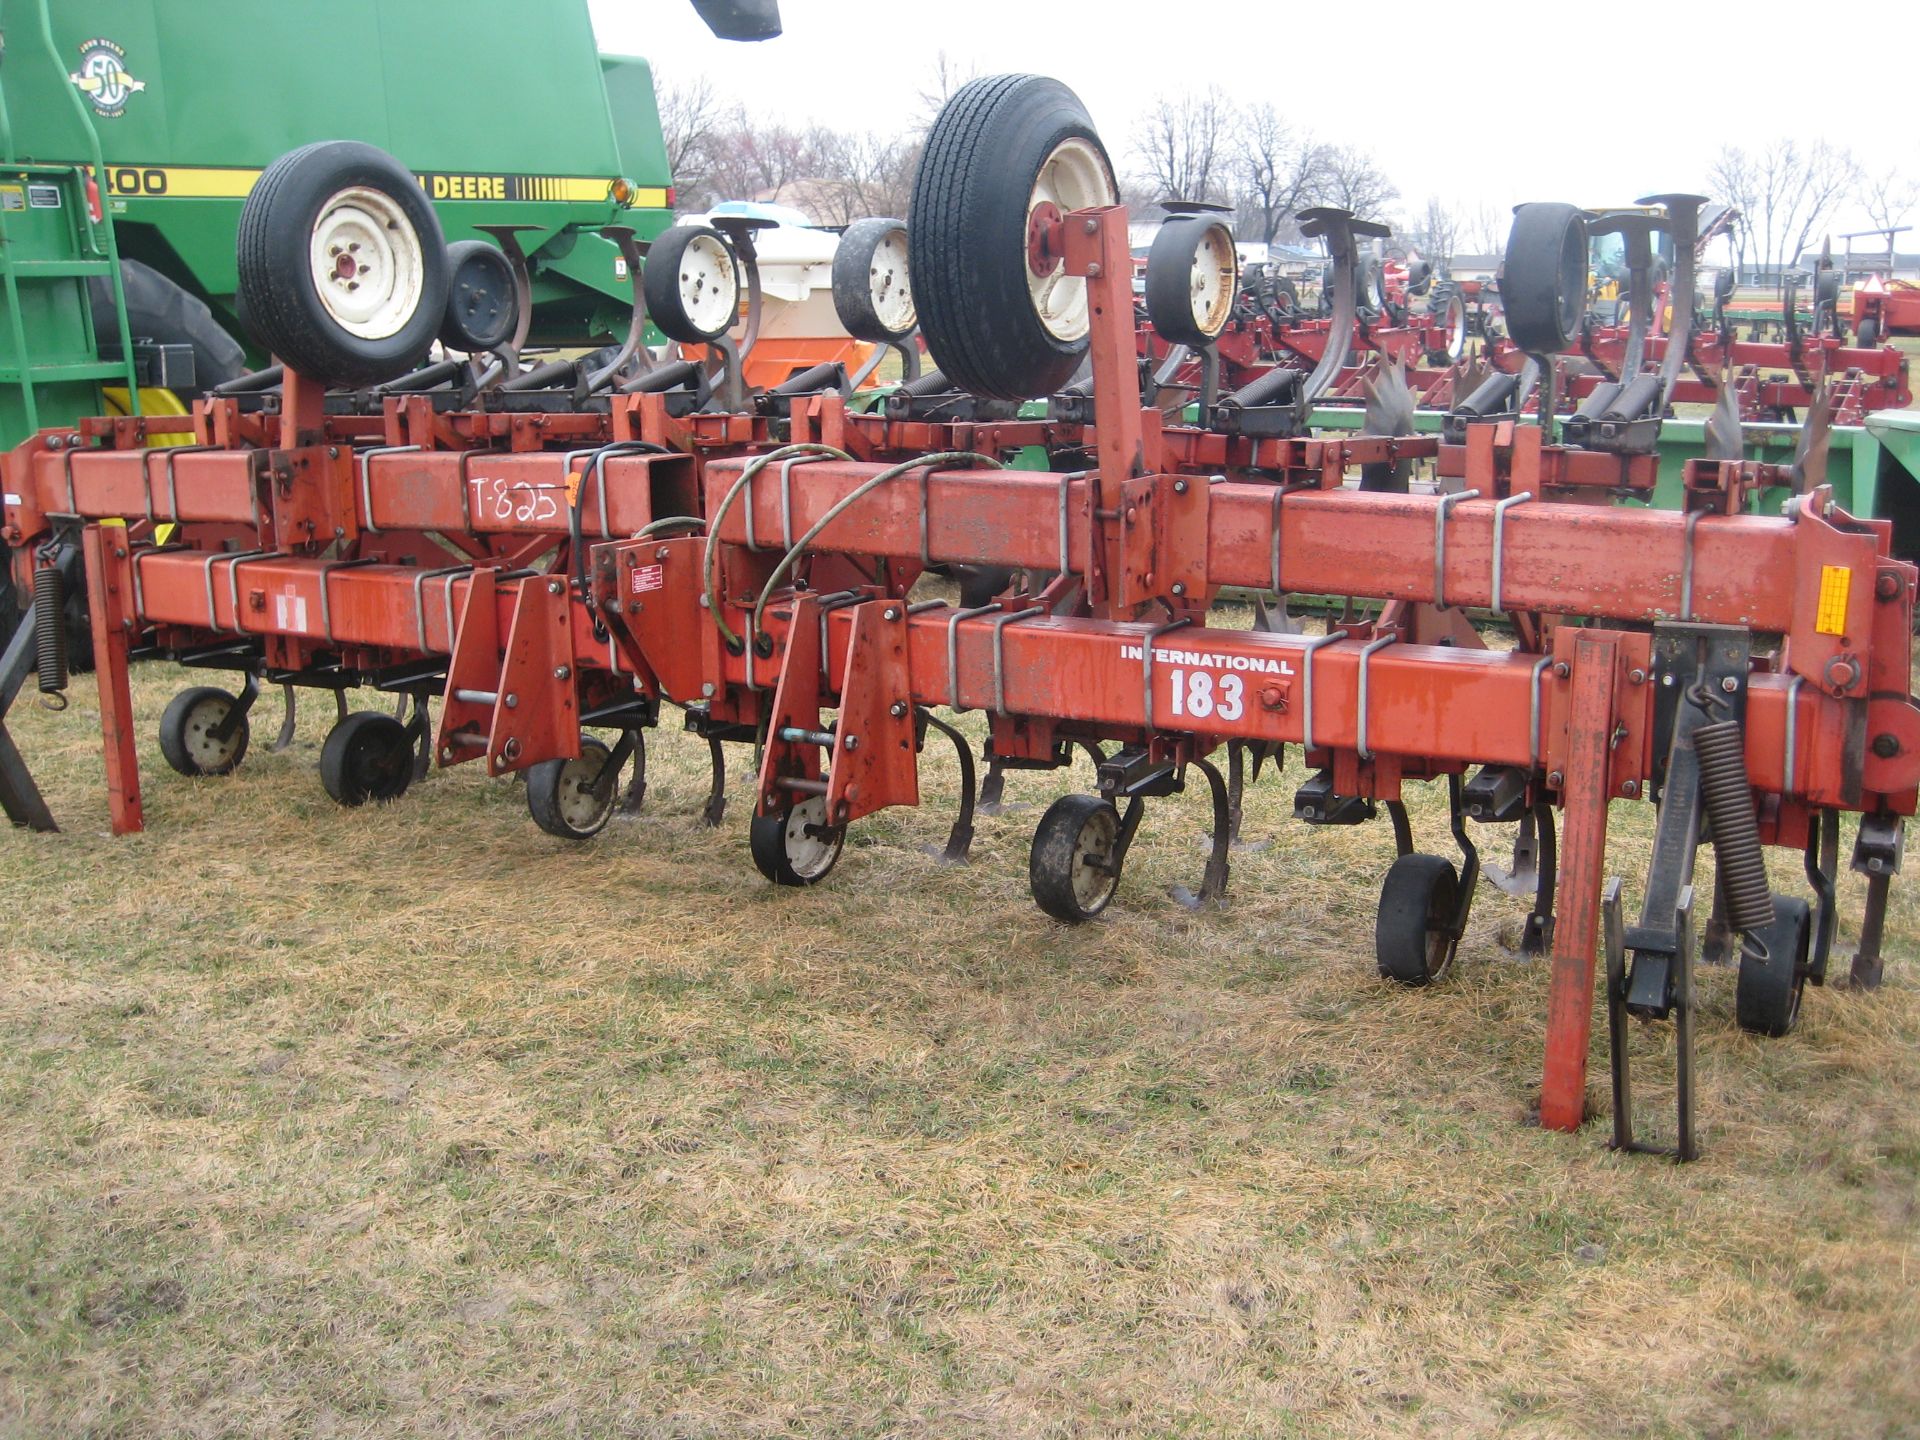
top-left (1856, 316), bottom-right (1880, 348)
top-left (750, 794), bottom-right (846, 886)
top-left (526, 737), bottom-right (617, 841)
top-left (439, 239), bottom-right (517, 352)
top-left (1375, 852), bottom-right (1461, 985)
top-left (1144, 214), bottom-right (1239, 348)
top-left (1500, 202), bottom-right (1589, 353)
top-left (158, 685), bottom-right (250, 777)
top-left (1736, 894), bottom-right (1812, 1037)
top-left (1029, 792), bottom-right (1122, 923)
top-left (319, 711), bottom-right (414, 807)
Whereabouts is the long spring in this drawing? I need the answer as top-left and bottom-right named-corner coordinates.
top-left (1694, 718), bottom-right (1772, 935)
top-left (31, 566), bottom-right (69, 706)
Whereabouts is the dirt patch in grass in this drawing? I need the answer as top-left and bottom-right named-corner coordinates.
top-left (1, 655), bottom-right (1916, 1437)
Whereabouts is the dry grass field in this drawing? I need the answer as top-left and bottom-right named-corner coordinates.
top-left (1, 647), bottom-right (1917, 1437)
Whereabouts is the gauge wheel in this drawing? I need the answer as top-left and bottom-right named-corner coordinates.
top-left (439, 239), bottom-right (517, 352)
top-left (1029, 792), bottom-right (1123, 923)
top-left (1499, 202), bottom-right (1589, 354)
top-left (157, 685), bottom-right (250, 777)
top-left (1375, 852), bottom-right (1461, 986)
top-left (1736, 894), bottom-right (1811, 1037)
top-left (643, 224), bottom-right (741, 344)
top-left (750, 794), bottom-right (846, 886)
top-left (832, 217), bottom-right (917, 342)
top-left (526, 737), bottom-right (618, 840)
top-left (236, 140), bottom-right (449, 387)
top-left (319, 710), bottom-right (415, 807)
top-left (1145, 214), bottom-right (1239, 348)
top-left (1856, 317), bottom-right (1880, 348)
top-left (909, 73), bottom-right (1118, 400)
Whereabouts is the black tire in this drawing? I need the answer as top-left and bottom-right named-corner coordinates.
top-left (1438, 290), bottom-right (1468, 361)
top-left (158, 685), bottom-right (250, 777)
top-left (1500, 202), bottom-right (1589, 354)
top-left (1375, 852), bottom-right (1460, 985)
top-left (1736, 894), bottom-right (1811, 1037)
top-left (526, 737), bottom-right (617, 840)
top-left (1029, 792), bottom-right (1122, 923)
top-left (1857, 317), bottom-right (1880, 348)
top-left (236, 140), bottom-right (449, 388)
top-left (88, 259), bottom-right (248, 399)
top-left (0, 548), bottom-right (19, 658)
top-left (749, 794), bottom-right (845, 886)
top-left (909, 74), bottom-right (1117, 400)
top-left (1271, 275), bottom-right (1300, 312)
top-left (1145, 214), bottom-right (1238, 348)
top-left (439, 240), bottom-right (517, 353)
top-left (832, 217), bottom-right (917, 343)
top-left (642, 224), bottom-right (740, 344)
top-left (319, 711), bottom-right (414, 806)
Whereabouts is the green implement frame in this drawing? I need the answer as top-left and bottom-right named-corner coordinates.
top-left (0, 0), bottom-right (139, 436)
top-left (0, 0), bottom-right (679, 445)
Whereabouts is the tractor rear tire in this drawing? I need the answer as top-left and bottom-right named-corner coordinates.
top-left (88, 259), bottom-right (248, 398)
top-left (909, 74), bottom-right (1117, 400)
top-left (236, 140), bottom-right (449, 388)
top-left (1500, 202), bottom-right (1589, 354)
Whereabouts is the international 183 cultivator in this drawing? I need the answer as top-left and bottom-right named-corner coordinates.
top-left (5, 78), bottom-right (1917, 1159)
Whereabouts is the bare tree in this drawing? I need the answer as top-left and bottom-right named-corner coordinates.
top-left (1709, 139), bottom-right (1860, 286)
top-left (1317, 145), bottom-right (1398, 221)
top-left (1232, 102), bottom-right (1326, 247)
top-left (1857, 166), bottom-right (1919, 237)
top-left (1131, 88), bottom-right (1234, 205)
top-left (1404, 197), bottom-right (1462, 261)
top-left (655, 70), bottom-right (721, 201)
top-left (916, 50), bottom-right (979, 129)
top-left (1459, 201), bottom-right (1509, 257)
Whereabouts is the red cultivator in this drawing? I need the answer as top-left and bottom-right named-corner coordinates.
top-left (5, 76), bottom-right (1915, 1159)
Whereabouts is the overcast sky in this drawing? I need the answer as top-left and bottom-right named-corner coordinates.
top-left (588, 0), bottom-right (1909, 246)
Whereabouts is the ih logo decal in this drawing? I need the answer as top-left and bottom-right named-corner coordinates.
top-left (70, 38), bottom-right (146, 118)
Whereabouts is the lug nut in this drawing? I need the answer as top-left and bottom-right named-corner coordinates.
top-left (1720, 676), bottom-right (1739, 693)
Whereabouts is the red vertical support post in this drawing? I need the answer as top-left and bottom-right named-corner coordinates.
top-left (81, 522), bottom-right (143, 835)
top-left (1539, 629), bottom-right (1621, 1132)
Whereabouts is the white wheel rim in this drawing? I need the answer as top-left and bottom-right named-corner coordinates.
top-left (865, 226), bottom-right (915, 336)
top-left (1027, 137), bottom-right (1116, 343)
top-left (675, 232), bottom-right (739, 336)
top-left (557, 748), bottom-right (613, 831)
top-left (1185, 222), bottom-right (1238, 340)
top-left (1071, 807), bottom-right (1119, 912)
top-left (782, 795), bottom-right (841, 880)
top-left (308, 186), bottom-right (426, 341)
top-left (182, 695), bottom-right (240, 769)
top-left (1445, 295), bottom-right (1467, 358)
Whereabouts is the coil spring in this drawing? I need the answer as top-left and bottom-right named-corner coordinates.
top-left (31, 566), bottom-right (69, 703)
top-left (1694, 718), bottom-right (1772, 935)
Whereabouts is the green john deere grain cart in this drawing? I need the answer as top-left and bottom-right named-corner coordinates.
top-left (0, 0), bottom-right (780, 442)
